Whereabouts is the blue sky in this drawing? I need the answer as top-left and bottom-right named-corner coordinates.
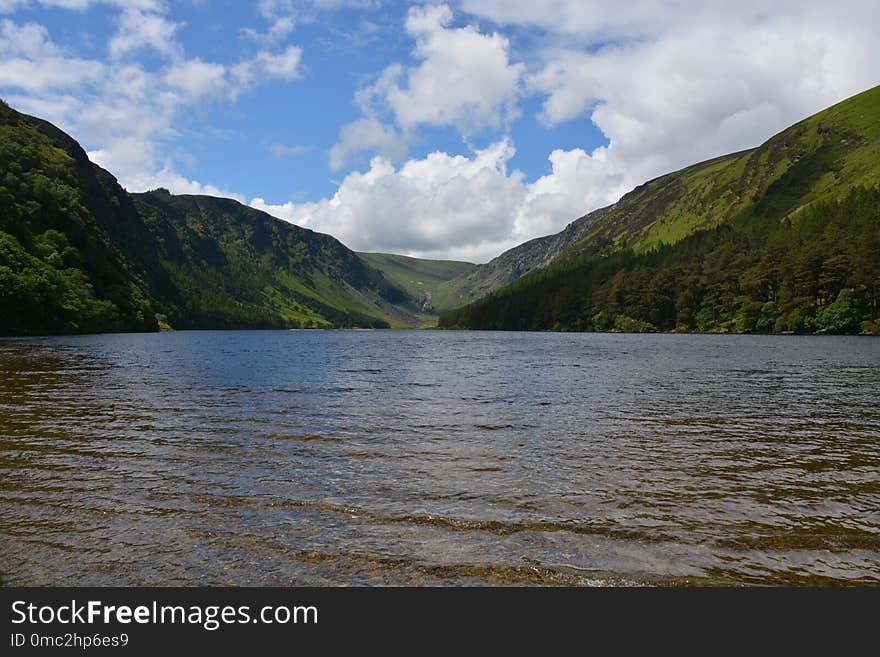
top-left (1, 1), bottom-right (877, 261)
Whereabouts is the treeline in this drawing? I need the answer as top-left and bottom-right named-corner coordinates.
top-left (441, 185), bottom-right (880, 334)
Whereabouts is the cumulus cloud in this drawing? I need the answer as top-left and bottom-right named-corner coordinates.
top-left (253, 141), bottom-right (525, 261)
top-left (241, 14), bottom-right (296, 45)
top-left (164, 58), bottom-right (229, 101)
top-left (328, 117), bottom-right (407, 171)
top-left (251, 138), bottom-right (629, 262)
top-left (0, 4), bottom-right (306, 197)
top-left (0, 20), bottom-right (103, 91)
top-left (386, 3), bottom-right (522, 132)
top-left (253, 45), bottom-right (303, 79)
top-left (329, 3), bottom-right (523, 169)
top-left (108, 6), bottom-right (181, 59)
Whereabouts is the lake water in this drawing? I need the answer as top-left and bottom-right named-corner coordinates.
top-left (0, 330), bottom-right (878, 586)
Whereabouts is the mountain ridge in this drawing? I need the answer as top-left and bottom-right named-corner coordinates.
top-left (0, 100), bottom-right (431, 335)
top-left (440, 85), bottom-right (880, 334)
top-left (441, 85), bottom-right (880, 308)
top-left (3, 85), bottom-right (879, 336)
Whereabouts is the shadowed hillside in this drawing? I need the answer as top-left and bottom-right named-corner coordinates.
top-left (0, 100), bottom-right (427, 335)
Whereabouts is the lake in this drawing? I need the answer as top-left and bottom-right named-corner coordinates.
top-left (0, 330), bottom-right (878, 586)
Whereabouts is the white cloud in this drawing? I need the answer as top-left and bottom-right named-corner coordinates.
top-left (1, 4), bottom-right (306, 199)
top-left (251, 138), bottom-right (629, 262)
top-left (256, 0), bottom-right (293, 20)
top-left (330, 3), bottom-right (523, 167)
top-left (0, 19), bottom-right (103, 91)
top-left (516, 146), bottom-right (626, 239)
top-left (164, 58), bottom-right (229, 101)
top-left (0, 55), bottom-right (104, 93)
top-left (0, 18), bottom-right (58, 56)
top-left (232, 45), bottom-right (304, 88)
top-left (328, 117), bottom-right (407, 171)
top-left (241, 14), bottom-right (296, 45)
top-left (108, 6), bottom-right (181, 59)
top-left (385, 3), bottom-right (523, 132)
top-left (252, 140), bottom-right (527, 262)
top-left (253, 44), bottom-right (303, 79)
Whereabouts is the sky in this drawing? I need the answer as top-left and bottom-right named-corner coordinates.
top-left (1, 1), bottom-right (878, 263)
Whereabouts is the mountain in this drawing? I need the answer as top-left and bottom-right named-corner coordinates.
top-left (442, 85), bottom-right (880, 310)
top-left (434, 209), bottom-right (609, 310)
top-left (441, 85), bottom-right (880, 334)
top-left (357, 252), bottom-right (475, 316)
top-left (0, 100), bottom-right (423, 335)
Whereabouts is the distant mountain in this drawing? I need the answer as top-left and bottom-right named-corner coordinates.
top-left (0, 100), bottom-right (424, 335)
top-left (441, 85), bottom-right (880, 334)
top-left (357, 252), bottom-right (475, 317)
top-left (434, 209), bottom-right (609, 310)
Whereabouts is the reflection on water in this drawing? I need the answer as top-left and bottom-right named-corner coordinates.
top-left (0, 330), bottom-right (878, 586)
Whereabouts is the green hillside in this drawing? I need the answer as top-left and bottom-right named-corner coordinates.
top-left (439, 85), bottom-right (880, 310)
top-left (441, 86), bottom-right (880, 335)
top-left (357, 252), bottom-right (475, 316)
top-left (565, 85), bottom-right (880, 259)
top-left (0, 100), bottom-right (420, 335)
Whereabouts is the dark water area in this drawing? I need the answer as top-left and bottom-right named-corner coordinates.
top-left (0, 330), bottom-right (878, 586)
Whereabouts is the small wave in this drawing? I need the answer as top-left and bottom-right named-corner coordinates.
top-left (230, 533), bottom-right (639, 586)
top-left (261, 433), bottom-right (342, 443)
top-left (193, 495), bottom-right (678, 544)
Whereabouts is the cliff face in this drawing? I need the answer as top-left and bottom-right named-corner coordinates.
top-left (434, 207), bottom-right (610, 310)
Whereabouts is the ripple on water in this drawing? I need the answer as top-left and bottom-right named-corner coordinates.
top-left (0, 330), bottom-right (878, 586)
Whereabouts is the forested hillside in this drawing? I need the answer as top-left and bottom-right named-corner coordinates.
top-left (441, 86), bottom-right (880, 335)
top-left (441, 186), bottom-right (880, 333)
top-left (0, 101), bottom-right (421, 335)
top-left (440, 85), bottom-right (880, 315)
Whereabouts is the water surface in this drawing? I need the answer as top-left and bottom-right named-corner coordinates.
top-left (1, 330), bottom-right (878, 585)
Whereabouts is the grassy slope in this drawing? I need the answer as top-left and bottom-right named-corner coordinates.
top-left (439, 85), bottom-right (880, 311)
top-left (564, 85), bottom-right (880, 259)
top-left (357, 252), bottom-right (476, 318)
top-left (134, 190), bottom-right (422, 329)
top-left (441, 85), bottom-right (880, 333)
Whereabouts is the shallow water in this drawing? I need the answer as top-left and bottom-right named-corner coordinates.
top-left (0, 330), bottom-right (878, 586)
